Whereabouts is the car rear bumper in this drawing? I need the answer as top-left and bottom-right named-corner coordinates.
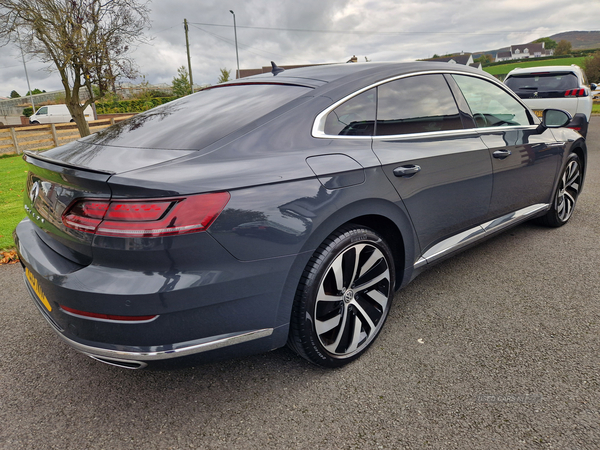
top-left (16, 217), bottom-right (298, 367)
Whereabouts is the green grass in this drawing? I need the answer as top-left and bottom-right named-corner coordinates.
top-left (0, 154), bottom-right (27, 250)
top-left (483, 57), bottom-right (588, 76)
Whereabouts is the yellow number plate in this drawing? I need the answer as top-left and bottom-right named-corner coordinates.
top-left (25, 268), bottom-right (52, 312)
top-left (533, 110), bottom-right (544, 118)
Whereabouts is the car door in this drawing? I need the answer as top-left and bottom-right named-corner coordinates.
top-left (450, 74), bottom-right (563, 219)
top-left (371, 73), bottom-right (493, 255)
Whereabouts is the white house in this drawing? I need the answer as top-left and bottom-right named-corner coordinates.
top-left (495, 42), bottom-right (554, 62)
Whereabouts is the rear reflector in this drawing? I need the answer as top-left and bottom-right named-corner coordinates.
top-left (60, 305), bottom-right (158, 322)
top-left (63, 192), bottom-right (230, 237)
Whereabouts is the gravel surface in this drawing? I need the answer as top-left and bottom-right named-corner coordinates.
top-left (1, 119), bottom-right (598, 450)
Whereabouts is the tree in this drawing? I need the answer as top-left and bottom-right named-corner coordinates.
top-left (217, 68), bottom-right (231, 84)
top-left (533, 37), bottom-right (557, 49)
top-left (172, 66), bottom-right (191, 98)
top-left (26, 88), bottom-right (45, 95)
top-left (9, 90), bottom-right (20, 98)
top-left (583, 51), bottom-right (600, 83)
top-left (555, 40), bottom-right (572, 56)
top-left (0, 0), bottom-right (150, 137)
top-left (474, 54), bottom-right (492, 65)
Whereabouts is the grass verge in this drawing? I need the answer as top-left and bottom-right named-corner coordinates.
top-left (0, 153), bottom-right (27, 251)
top-left (483, 57), bottom-right (588, 77)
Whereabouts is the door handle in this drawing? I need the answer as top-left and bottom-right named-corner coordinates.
top-left (492, 149), bottom-right (512, 159)
top-left (393, 165), bottom-right (421, 177)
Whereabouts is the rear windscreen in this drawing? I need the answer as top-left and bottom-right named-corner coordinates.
top-left (505, 73), bottom-right (578, 92)
top-left (84, 84), bottom-right (311, 150)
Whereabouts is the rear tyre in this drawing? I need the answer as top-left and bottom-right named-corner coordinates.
top-left (536, 153), bottom-right (582, 227)
top-left (288, 225), bottom-right (395, 367)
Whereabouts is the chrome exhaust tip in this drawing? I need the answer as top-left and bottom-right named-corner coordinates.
top-left (86, 354), bottom-right (148, 369)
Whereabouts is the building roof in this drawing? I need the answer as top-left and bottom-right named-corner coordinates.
top-left (511, 43), bottom-right (545, 53)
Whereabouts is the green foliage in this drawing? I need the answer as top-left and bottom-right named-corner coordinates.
top-left (22, 107), bottom-right (33, 117)
top-left (26, 89), bottom-right (45, 95)
top-left (0, 155), bottom-right (27, 250)
top-left (475, 54), bottom-right (493, 65)
top-left (172, 66), bottom-right (191, 98)
top-left (9, 90), bottom-right (20, 98)
top-left (95, 97), bottom-right (176, 114)
top-left (533, 37), bottom-right (557, 49)
top-left (555, 40), bottom-right (572, 56)
top-left (583, 51), bottom-right (600, 83)
top-left (218, 68), bottom-right (232, 84)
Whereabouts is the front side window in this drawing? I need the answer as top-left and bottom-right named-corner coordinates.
top-left (36, 107), bottom-right (48, 115)
top-left (452, 75), bottom-right (531, 128)
top-left (376, 74), bottom-right (463, 135)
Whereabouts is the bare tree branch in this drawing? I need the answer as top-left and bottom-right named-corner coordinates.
top-left (0, 0), bottom-right (150, 137)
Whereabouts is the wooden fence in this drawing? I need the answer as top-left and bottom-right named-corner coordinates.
top-left (0, 116), bottom-right (134, 155)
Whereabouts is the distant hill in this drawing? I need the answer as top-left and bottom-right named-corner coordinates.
top-left (471, 30), bottom-right (600, 60)
top-left (547, 31), bottom-right (600, 49)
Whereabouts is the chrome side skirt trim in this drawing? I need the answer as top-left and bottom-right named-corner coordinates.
top-left (52, 327), bottom-right (273, 363)
top-left (414, 203), bottom-right (550, 269)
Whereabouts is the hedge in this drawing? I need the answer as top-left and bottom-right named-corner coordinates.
top-left (95, 97), bottom-right (177, 114)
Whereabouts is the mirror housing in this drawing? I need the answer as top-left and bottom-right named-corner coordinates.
top-left (536, 108), bottom-right (572, 134)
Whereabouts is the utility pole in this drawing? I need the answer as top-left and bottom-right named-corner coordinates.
top-left (229, 10), bottom-right (240, 79)
top-left (17, 29), bottom-right (35, 113)
top-left (184, 19), bottom-right (194, 95)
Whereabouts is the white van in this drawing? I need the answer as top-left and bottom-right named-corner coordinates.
top-left (29, 104), bottom-right (94, 124)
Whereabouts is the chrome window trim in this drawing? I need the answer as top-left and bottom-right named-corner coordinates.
top-left (312, 69), bottom-right (534, 140)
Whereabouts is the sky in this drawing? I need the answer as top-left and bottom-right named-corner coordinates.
top-left (1, 0), bottom-right (599, 98)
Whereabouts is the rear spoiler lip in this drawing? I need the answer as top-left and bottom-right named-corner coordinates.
top-left (23, 151), bottom-right (116, 176)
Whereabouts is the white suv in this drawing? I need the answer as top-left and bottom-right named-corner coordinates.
top-left (504, 65), bottom-right (596, 137)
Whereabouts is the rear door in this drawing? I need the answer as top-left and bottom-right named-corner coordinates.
top-left (371, 73), bottom-right (493, 254)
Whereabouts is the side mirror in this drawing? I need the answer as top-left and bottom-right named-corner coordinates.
top-left (591, 83), bottom-right (597, 90)
top-left (536, 108), bottom-right (572, 133)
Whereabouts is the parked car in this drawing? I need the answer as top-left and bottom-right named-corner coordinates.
top-left (504, 65), bottom-right (596, 137)
top-left (29, 104), bottom-right (94, 124)
top-left (15, 62), bottom-right (586, 369)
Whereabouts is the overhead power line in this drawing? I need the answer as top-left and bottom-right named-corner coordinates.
top-left (188, 22), bottom-right (550, 36)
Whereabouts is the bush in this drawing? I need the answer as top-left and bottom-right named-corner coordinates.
top-left (95, 97), bottom-right (177, 114)
top-left (22, 107), bottom-right (33, 117)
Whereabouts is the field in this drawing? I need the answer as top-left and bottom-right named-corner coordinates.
top-left (483, 57), bottom-right (588, 76)
top-left (0, 154), bottom-right (27, 250)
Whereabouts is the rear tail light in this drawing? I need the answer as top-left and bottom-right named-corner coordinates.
top-left (62, 192), bottom-right (230, 237)
top-left (565, 88), bottom-right (586, 97)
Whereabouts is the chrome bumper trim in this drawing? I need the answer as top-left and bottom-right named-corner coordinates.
top-left (53, 324), bottom-right (273, 362)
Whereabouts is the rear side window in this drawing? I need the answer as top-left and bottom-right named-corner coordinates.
top-left (505, 73), bottom-right (579, 92)
top-left (86, 84), bottom-right (311, 150)
top-left (324, 89), bottom-right (376, 136)
top-left (452, 75), bottom-right (531, 128)
top-left (376, 74), bottom-right (463, 135)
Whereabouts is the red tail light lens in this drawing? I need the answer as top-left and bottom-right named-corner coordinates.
top-left (565, 88), bottom-right (586, 97)
top-left (63, 192), bottom-right (230, 237)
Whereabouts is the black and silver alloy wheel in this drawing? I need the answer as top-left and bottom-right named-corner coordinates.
top-left (555, 157), bottom-right (581, 223)
top-left (537, 153), bottom-right (582, 227)
top-left (288, 225), bottom-right (395, 367)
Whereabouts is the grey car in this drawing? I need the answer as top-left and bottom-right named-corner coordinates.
top-left (15, 62), bottom-right (586, 369)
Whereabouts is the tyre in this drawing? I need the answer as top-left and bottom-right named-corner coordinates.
top-left (288, 225), bottom-right (395, 367)
top-left (537, 153), bottom-right (582, 227)
top-left (30, 121), bottom-right (40, 124)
